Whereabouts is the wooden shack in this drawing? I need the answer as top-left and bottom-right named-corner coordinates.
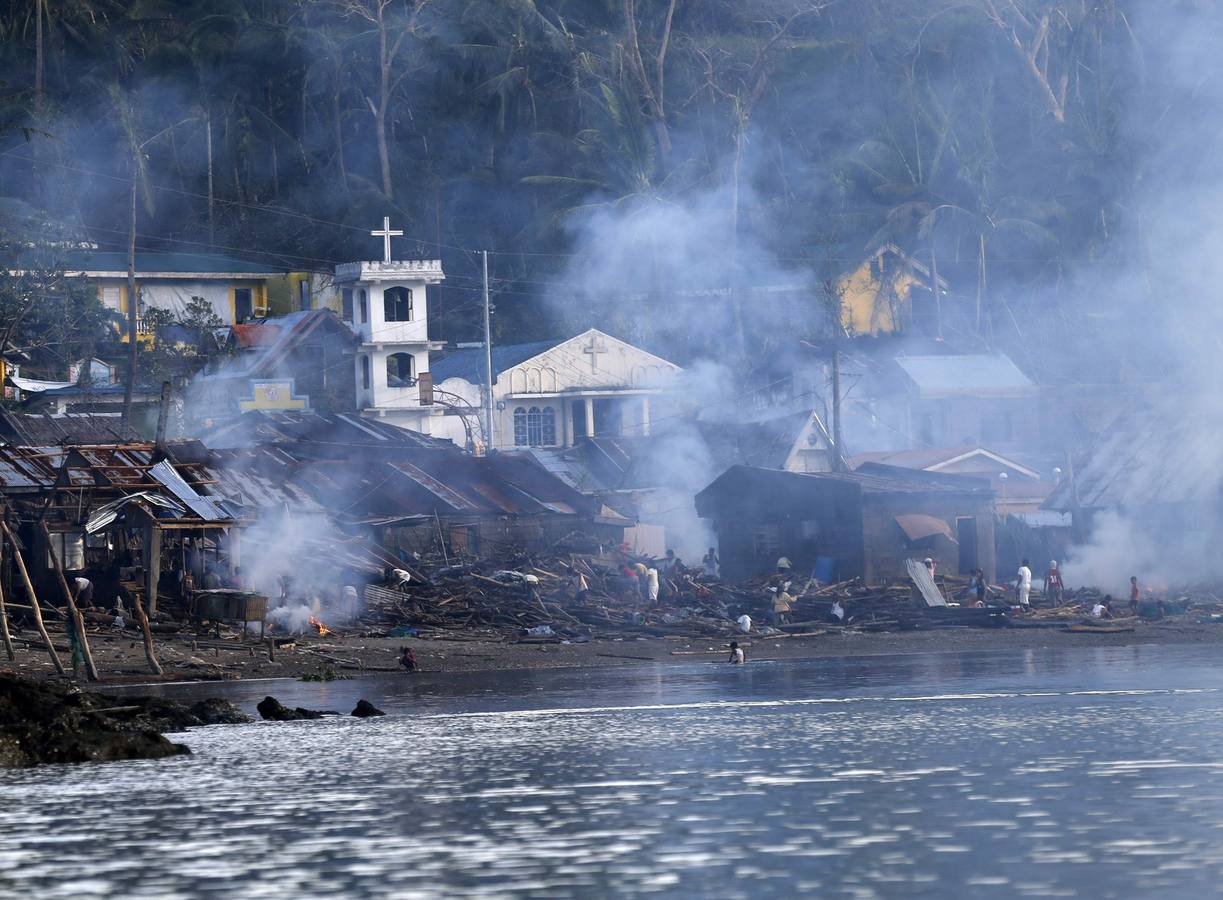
top-left (695, 462), bottom-right (996, 583)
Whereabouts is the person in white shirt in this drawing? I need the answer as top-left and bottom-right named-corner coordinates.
top-left (72, 576), bottom-right (94, 608)
top-left (1091, 596), bottom-right (1113, 619)
top-left (1016, 559), bottom-right (1033, 608)
top-left (728, 641), bottom-right (745, 664)
top-left (736, 613), bottom-right (752, 633)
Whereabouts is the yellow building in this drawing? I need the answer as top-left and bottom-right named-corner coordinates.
top-left (50, 250), bottom-right (288, 341)
top-left (838, 243), bottom-right (946, 336)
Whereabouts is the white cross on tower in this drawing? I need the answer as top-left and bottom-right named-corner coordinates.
top-left (582, 335), bottom-right (608, 372)
top-left (370, 216), bottom-right (404, 263)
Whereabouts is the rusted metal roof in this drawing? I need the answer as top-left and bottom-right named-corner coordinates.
top-left (0, 442), bottom-right (237, 528)
top-left (1043, 411), bottom-right (1217, 511)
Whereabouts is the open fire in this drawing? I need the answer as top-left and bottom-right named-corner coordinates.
top-left (308, 615), bottom-right (331, 636)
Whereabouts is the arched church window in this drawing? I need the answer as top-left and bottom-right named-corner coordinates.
top-left (359, 289), bottom-right (368, 323)
top-left (386, 352), bottom-right (415, 387)
top-left (541, 407), bottom-right (556, 446)
top-left (527, 407), bottom-right (543, 446)
top-left (513, 407), bottom-right (528, 446)
top-left (360, 355), bottom-right (370, 390)
top-left (384, 286), bottom-right (413, 322)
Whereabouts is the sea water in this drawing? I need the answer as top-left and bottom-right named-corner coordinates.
top-left (3, 645), bottom-right (1223, 898)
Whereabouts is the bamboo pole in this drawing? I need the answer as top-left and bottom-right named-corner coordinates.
top-left (40, 523), bottom-right (99, 682)
top-left (0, 520), bottom-right (63, 675)
top-left (133, 593), bottom-right (163, 676)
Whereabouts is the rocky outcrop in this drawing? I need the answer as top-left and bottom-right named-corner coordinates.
top-left (0, 675), bottom-right (194, 768)
top-left (256, 696), bottom-right (329, 721)
top-left (351, 699), bottom-right (385, 717)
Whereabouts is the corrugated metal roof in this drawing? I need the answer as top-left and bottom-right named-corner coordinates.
top-left (696, 464), bottom-right (993, 514)
top-left (429, 340), bottom-right (556, 384)
top-left (895, 354), bottom-right (1036, 398)
top-left (202, 409), bottom-right (451, 451)
top-left (148, 460), bottom-right (234, 522)
top-left (0, 411), bottom-right (138, 444)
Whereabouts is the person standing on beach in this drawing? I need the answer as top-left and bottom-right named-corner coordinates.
top-left (1016, 559), bottom-right (1033, 608)
top-left (728, 641), bottom-right (745, 664)
top-left (1130, 576), bottom-right (1141, 615)
top-left (970, 569), bottom-right (987, 606)
top-left (1044, 561), bottom-right (1064, 605)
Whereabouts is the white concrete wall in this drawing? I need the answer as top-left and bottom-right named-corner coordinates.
top-left (348, 279), bottom-right (430, 345)
top-left (356, 347), bottom-right (431, 411)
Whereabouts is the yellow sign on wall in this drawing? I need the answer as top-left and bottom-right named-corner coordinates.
top-left (238, 380), bottom-right (309, 412)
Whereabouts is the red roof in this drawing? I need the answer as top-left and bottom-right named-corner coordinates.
top-left (231, 323), bottom-right (281, 349)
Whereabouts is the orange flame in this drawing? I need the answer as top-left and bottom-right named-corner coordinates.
top-left (308, 615), bottom-right (331, 636)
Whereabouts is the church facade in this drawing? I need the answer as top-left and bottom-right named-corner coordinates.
top-left (429, 329), bottom-right (682, 452)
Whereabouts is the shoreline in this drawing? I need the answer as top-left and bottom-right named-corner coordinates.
top-left (3, 617), bottom-right (1222, 686)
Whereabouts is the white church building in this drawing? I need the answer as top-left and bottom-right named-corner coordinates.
top-left (263, 218), bottom-right (684, 447)
top-left (429, 329), bottom-right (682, 451)
top-left (332, 218), bottom-right (447, 434)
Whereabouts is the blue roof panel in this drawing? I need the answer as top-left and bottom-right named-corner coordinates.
top-left (429, 340), bottom-right (557, 384)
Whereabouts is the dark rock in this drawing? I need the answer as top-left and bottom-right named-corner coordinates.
top-left (351, 699), bottom-right (385, 717)
top-left (189, 698), bottom-right (253, 726)
top-left (256, 696), bottom-right (326, 721)
top-left (0, 675), bottom-right (189, 769)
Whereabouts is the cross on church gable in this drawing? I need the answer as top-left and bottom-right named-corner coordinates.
top-left (582, 335), bottom-right (609, 372)
top-left (370, 215), bottom-right (404, 263)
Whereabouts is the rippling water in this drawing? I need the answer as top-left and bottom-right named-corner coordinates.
top-left (4, 645), bottom-right (1223, 897)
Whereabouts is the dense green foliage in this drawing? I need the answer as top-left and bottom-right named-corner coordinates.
top-left (0, 230), bottom-right (114, 376)
top-left (0, 1), bottom-right (1204, 362)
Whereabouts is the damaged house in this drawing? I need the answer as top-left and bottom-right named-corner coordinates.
top-left (199, 409), bottom-right (629, 562)
top-left (0, 440), bottom-right (241, 615)
top-left (695, 463), bottom-right (996, 583)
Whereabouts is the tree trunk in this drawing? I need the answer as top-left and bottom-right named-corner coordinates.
top-left (728, 122), bottom-right (747, 357)
top-left (122, 169), bottom-right (138, 427)
top-left (377, 19), bottom-right (393, 199)
top-left (34, 0), bottom-right (44, 96)
top-left (976, 232), bottom-right (987, 336)
top-left (332, 84), bottom-right (348, 189)
top-left (206, 109), bottom-right (215, 244)
top-left (929, 235), bottom-right (942, 341)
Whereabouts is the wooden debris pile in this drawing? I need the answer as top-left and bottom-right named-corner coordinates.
top-left (355, 555), bottom-right (1014, 642)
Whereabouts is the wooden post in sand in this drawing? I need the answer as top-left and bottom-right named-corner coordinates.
top-left (0, 520), bottom-right (63, 675)
top-left (133, 593), bottom-right (163, 676)
top-left (40, 522), bottom-right (99, 682)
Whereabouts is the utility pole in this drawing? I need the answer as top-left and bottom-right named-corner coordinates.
top-left (481, 250), bottom-right (495, 455)
top-left (830, 345), bottom-right (845, 471)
